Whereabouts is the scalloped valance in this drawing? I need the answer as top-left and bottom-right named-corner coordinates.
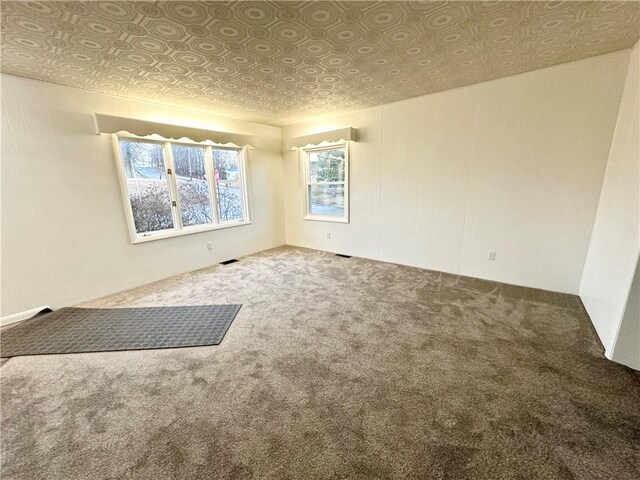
top-left (286, 127), bottom-right (357, 150)
top-left (93, 113), bottom-right (259, 148)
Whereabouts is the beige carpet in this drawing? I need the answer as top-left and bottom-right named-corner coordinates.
top-left (1, 246), bottom-right (639, 479)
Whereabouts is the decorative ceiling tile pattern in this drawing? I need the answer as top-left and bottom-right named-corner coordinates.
top-left (1, 1), bottom-right (639, 126)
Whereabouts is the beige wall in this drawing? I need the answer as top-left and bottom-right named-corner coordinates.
top-left (282, 50), bottom-right (630, 294)
top-left (1, 75), bottom-right (285, 317)
top-left (580, 42), bottom-right (640, 368)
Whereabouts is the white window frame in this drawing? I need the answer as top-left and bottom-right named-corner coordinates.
top-left (301, 141), bottom-right (349, 224)
top-left (111, 133), bottom-right (251, 244)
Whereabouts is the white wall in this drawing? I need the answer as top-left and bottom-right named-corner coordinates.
top-left (1, 74), bottom-right (284, 318)
top-left (580, 42), bottom-right (640, 368)
top-left (611, 257), bottom-right (639, 369)
top-left (282, 51), bottom-right (630, 294)
top-left (1, 49), bottom-right (633, 319)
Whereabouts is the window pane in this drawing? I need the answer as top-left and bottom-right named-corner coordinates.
top-left (213, 149), bottom-right (244, 222)
top-left (309, 149), bottom-right (345, 183)
top-left (119, 140), bottom-right (174, 234)
top-left (172, 145), bottom-right (213, 227)
top-left (308, 184), bottom-right (345, 216)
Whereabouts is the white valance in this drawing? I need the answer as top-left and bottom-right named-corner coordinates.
top-left (286, 127), bottom-right (357, 150)
top-left (94, 113), bottom-right (259, 148)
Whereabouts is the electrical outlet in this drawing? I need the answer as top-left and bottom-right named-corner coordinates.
top-left (206, 241), bottom-right (213, 251)
top-left (326, 233), bottom-right (331, 239)
top-left (487, 251), bottom-right (496, 261)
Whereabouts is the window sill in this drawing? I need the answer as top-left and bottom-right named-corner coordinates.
top-left (131, 220), bottom-right (252, 244)
top-left (303, 214), bottom-right (349, 224)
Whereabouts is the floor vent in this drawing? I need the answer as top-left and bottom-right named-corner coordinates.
top-left (335, 254), bottom-right (352, 258)
top-left (220, 259), bottom-right (239, 265)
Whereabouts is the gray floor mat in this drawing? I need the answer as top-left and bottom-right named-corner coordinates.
top-left (0, 305), bottom-right (241, 357)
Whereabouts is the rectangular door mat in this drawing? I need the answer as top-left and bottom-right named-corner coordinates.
top-left (0, 305), bottom-right (241, 358)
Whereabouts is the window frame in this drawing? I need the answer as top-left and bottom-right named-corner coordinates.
top-left (111, 133), bottom-right (251, 244)
top-left (301, 141), bottom-right (350, 224)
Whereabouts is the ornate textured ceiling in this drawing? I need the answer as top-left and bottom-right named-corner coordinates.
top-left (2, 1), bottom-right (639, 126)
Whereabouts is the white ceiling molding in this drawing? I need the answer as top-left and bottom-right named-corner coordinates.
top-left (93, 114), bottom-right (259, 148)
top-left (286, 127), bottom-right (357, 150)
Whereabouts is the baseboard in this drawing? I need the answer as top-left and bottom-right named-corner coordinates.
top-left (1, 306), bottom-right (51, 328)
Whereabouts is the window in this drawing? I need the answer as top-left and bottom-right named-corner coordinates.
top-left (213, 148), bottom-right (245, 222)
top-left (302, 143), bottom-right (349, 223)
top-left (114, 136), bottom-right (250, 243)
top-left (172, 144), bottom-right (213, 228)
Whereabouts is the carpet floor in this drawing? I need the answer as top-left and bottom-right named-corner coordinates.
top-left (1, 246), bottom-right (639, 480)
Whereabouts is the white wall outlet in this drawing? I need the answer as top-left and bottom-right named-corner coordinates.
top-left (206, 241), bottom-right (213, 251)
top-left (326, 233), bottom-right (331, 239)
top-left (487, 251), bottom-right (496, 261)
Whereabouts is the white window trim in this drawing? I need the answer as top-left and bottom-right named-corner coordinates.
top-left (111, 134), bottom-right (251, 244)
top-left (301, 141), bottom-right (349, 224)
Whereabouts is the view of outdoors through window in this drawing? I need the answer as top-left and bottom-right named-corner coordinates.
top-left (118, 139), bottom-right (246, 236)
top-left (120, 140), bottom-right (174, 234)
top-left (308, 148), bottom-right (345, 217)
top-left (213, 149), bottom-right (244, 222)
top-left (172, 145), bottom-right (212, 227)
